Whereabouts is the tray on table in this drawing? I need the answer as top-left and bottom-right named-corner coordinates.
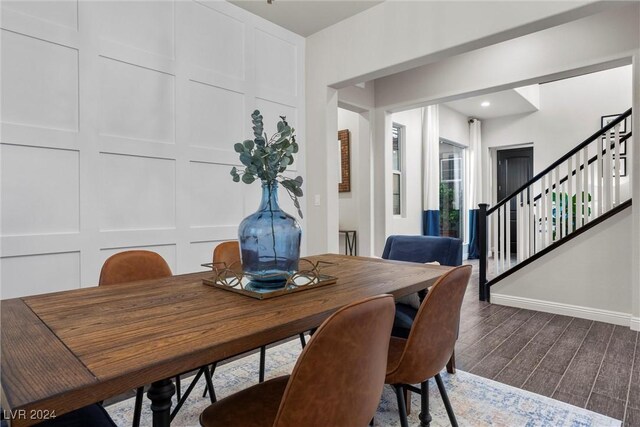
top-left (202, 259), bottom-right (337, 300)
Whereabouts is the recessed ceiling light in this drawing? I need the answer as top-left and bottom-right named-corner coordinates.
top-left (481, 101), bottom-right (491, 107)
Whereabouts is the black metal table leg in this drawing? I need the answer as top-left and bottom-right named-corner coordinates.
top-left (147, 378), bottom-right (175, 427)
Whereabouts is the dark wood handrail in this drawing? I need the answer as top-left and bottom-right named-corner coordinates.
top-left (487, 108), bottom-right (632, 215)
top-left (529, 131), bottom-right (632, 204)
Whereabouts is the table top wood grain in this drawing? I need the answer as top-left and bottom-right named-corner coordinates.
top-left (1, 254), bottom-right (450, 426)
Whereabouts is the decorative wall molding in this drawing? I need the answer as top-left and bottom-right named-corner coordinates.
top-left (0, 0), bottom-right (305, 298)
top-left (492, 293), bottom-right (633, 328)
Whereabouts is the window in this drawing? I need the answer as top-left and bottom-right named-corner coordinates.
top-left (439, 139), bottom-right (465, 238)
top-left (392, 124), bottom-right (403, 215)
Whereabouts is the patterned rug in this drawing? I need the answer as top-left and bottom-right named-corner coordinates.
top-left (106, 339), bottom-right (620, 427)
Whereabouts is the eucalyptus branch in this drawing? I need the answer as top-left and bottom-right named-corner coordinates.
top-left (230, 110), bottom-right (303, 218)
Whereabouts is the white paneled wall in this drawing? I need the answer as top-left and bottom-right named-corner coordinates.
top-left (0, 0), bottom-right (305, 298)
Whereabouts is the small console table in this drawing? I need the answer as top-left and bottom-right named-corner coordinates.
top-left (339, 230), bottom-right (357, 256)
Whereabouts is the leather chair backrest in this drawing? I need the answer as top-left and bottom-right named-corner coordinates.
top-left (386, 265), bottom-right (472, 384)
top-left (381, 235), bottom-right (462, 266)
top-left (212, 241), bottom-right (242, 273)
top-left (273, 295), bottom-right (395, 427)
top-left (99, 250), bottom-right (172, 286)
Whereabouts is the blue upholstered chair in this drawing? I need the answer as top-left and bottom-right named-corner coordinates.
top-left (382, 235), bottom-right (463, 373)
top-left (382, 235), bottom-right (462, 266)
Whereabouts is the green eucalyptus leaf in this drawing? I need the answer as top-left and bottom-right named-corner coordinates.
top-left (234, 143), bottom-right (245, 153)
top-left (243, 139), bottom-right (254, 150)
top-left (242, 173), bottom-right (255, 184)
top-left (239, 152), bottom-right (252, 166)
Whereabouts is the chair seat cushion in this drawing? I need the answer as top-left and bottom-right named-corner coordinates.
top-left (200, 376), bottom-right (289, 427)
top-left (34, 404), bottom-right (116, 427)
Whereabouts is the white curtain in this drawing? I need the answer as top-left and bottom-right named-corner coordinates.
top-left (422, 105), bottom-right (440, 235)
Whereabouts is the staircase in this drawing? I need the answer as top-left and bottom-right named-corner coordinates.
top-left (477, 109), bottom-right (633, 302)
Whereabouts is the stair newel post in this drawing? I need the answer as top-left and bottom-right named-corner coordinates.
top-left (478, 203), bottom-right (489, 302)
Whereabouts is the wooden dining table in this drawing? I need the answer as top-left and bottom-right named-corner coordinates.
top-left (1, 254), bottom-right (451, 427)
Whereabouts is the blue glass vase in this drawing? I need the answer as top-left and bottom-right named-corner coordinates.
top-left (238, 181), bottom-right (301, 290)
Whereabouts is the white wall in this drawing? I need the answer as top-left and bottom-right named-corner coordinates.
top-left (632, 51), bottom-right (640, 331)
top-left (492, 207), bottom-right (633, 325)
top-left (374, 4), bottom-right (638, 113)
top-left (0, 0), bottom-right (305, 298)
top-left (305, 1), bottom-right (607, 255)
top-left (440, 105), bottom-right (470, 148)
top-left (482, 65), bottom-right (632, 178)
top-left (389, 109), bottom-right (423, 237)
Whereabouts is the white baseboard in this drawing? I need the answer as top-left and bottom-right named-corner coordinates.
top-left (491, 293), bottom-right (633, 327)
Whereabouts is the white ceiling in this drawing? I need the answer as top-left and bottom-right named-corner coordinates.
top-left (228, 0), bottom-right (384, 37)
top-left (443, 88), bottom-right (539, 120)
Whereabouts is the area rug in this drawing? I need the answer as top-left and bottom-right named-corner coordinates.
top-left (106, 339), bottom-right (620, 427)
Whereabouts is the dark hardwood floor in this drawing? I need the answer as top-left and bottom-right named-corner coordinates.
top-left (460, 260), bottom-right (639, 426)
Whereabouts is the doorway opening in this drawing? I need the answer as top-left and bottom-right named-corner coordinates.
top-left (496, 147), bottom-right (534, 254)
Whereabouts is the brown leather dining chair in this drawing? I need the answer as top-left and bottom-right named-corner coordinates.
top-left (99, 249), bottom-right (172, 285)
top-left (99, 250), bottom-right (192, 427)
top-left (385, 265), bottom-right (472, 427)
top-left (199, 294), bottom-right (396, 427)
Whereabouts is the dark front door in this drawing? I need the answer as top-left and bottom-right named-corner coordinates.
top-left (497, 147), bottom-right (533, 254)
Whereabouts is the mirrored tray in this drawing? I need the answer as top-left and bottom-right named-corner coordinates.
top-left (202, 258), bottom-right (337, 300)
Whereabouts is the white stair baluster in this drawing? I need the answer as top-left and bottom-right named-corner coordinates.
top-left (529, 186), bottom-right (534, 257)
top-left (583, 146), bottom-right (589, 225)
top-left (546, 172), bottom-right (553, 246)
top-left (536, 200), bottom-right (541, 253)
top-left (575, 151), bottom-right (582, 230)
top-left (567, 155), bottom-right (573, 235)
top-left (506, 202), bottom-right (511, 269)
top-left (518, 192), bottom-right (524, 263)
top-left (605, 132), bottom-right (613, 211)
top-left (597, 137), bottom-right (603, 217)
top-left (614, 123), bottom-right (621, 206)
top-left (493, 210), bottom-right (499, 275)
top-left (590, 162), bottom-right (595, 220)
top-left (540, 174), bottom-right (547, 249)
top-left (555, 166), bottom-right (561, 241)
